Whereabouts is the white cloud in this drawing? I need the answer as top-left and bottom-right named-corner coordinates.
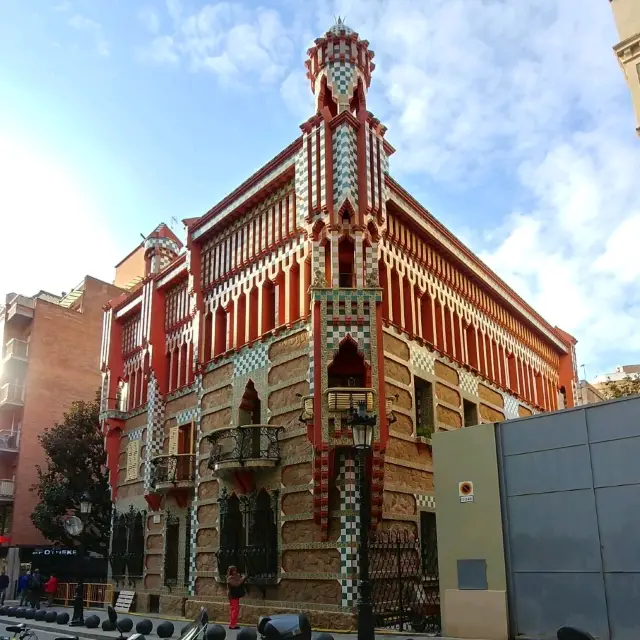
top-left (282, 0), bottom-right (640, 375)
top-left (0, 132), bottom-right (119, 300)
top-left (138, 7), bottom-right (161, 35)
top-left (139, 1), bottom-right (293, 86)
top-left (134, 0), bottom-right (640, 374)
top-left (69, 14), bottom-right (109, 57)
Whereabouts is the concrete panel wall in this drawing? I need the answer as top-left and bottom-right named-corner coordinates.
top-left (433, 423), bottom-right (508, 640)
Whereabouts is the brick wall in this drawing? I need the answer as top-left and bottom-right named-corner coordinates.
top-left (11, 277), bottom-right (123, 546)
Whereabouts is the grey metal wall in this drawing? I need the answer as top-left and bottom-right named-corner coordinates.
top-left (497, 396), bottom-right (640, 640)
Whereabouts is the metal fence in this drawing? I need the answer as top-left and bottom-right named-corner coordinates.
top-left (370, 528), bottom-right (441, 634)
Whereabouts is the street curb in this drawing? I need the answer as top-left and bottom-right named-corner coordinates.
top-left (0, 614), bottom-right (444, 638)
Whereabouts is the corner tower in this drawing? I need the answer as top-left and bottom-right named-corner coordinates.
top-left (297, 20), bottom-right (395, 550)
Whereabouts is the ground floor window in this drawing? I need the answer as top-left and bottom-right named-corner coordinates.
top-left (217, 487), bottom-right (279, 581)
top-left (110, 506), bottom-right (145, 585)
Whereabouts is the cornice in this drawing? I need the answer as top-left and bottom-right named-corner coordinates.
top-left (386, 176), bottom-right (571, 353)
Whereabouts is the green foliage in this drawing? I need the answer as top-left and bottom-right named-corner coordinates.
top-left (602, 374), bottom-right (640, 400)
top-left (30, 391), bottom-right (111, 553)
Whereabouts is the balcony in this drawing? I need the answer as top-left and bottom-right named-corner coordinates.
top-left (150, 454), bottom-right (196, 492)
top-left (4, 296), bottom-right (35, 328)
top-left (2, 339), bottom-right (28, 366)
top-left (327, 387), bottom-right (376, 413)
top-left (300, 389), bottom-right (397, 425)
top-left (207, 425), bottom-right (284, 475)
top-left (0, 479), bottom-right (14, 502)
top-left (0, 431), bottom-right (19, 453)
top-left (0, 384), bottom-right (24, 410)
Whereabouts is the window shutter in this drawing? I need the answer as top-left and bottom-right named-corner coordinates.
top-left (168, 426), bottom-right (179, 455)
top-left (126, 440), bottom-right (140, 481)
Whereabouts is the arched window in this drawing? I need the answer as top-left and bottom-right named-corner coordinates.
top-left (338, 236), bottom-right (355, 287)
top-left (288, 263), bottom-right (300, 323)
top-left (214, 307), bottom-right (227, 357)
top-left (328, 337), bottom-right (368, 388)
top-left (236, 294), bottom-right (247, 347)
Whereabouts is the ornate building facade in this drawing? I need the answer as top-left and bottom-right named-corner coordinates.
top-left (100, 20), bottom-right (579, 630)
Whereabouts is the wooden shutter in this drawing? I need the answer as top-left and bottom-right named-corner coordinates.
top-left (168, 426), bottom-right (179, 455)
top-left (126, 440), bottom-right (140, 481)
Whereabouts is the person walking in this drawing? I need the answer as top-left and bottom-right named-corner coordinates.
top-left (226, 566), bottom-right (247, 630)
top-left (44, 574), bottom-right (58, 607)
top-left (18, 572), bottom-right (29, 606)
top-left (29, 569), bottom-right (42, 609)
top-left (0, 570), bottom-right (9, 605)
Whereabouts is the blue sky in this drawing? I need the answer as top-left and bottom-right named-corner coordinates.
top-left (1, 0), bottom-right (639, 379)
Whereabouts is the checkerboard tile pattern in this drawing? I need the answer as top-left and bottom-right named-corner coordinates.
top-left (333, 124), bottom-right (358, 210)
top-left (144, 374), bottom-right (165, 494)
top-left (415, 494), bottom-right (436, 511)
top-left (188, 374), bottom-right (204, 595)
top-left (459, 369), bottom-right (479, 396)
top-left (338, 453), bottom-right (360, 608)
top-left (176, 407), bottom-right (198, 426)
top-left (328, 61), bottom-right (356, 99)
top-left (128, 429), bottom-right (144, 441)
top-left (233, 343), bottom-right (268, 377)
top-left (326, 325), bottom-right (371, 361)
top-left (295, 147), bottom-right (308, 226)
top-left (411, 346), bottom-right (436, 376)
top-left (503, 392), bottom-right (520, 419)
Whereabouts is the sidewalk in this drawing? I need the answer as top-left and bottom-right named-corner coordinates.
top-left (0, 602), bottom-right (483, 640)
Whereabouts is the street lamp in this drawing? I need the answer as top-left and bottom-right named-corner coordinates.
top-left (67, 490), bottom-right (93, 627)
top-left (349, 401), bottom-right (376, 640)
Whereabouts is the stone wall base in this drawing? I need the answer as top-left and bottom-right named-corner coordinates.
top-left (184, 599), bottom-right (356, 631)
top-left (160, 595), bottom-right (187, 617)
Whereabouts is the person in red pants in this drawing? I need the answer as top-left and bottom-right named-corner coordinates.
top-left (226, 566), bottom-right (247, 630)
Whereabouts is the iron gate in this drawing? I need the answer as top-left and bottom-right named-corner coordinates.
top-left (370, 528), bottom-right (441, 634)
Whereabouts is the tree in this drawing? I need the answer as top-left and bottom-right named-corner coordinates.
top-left (602, 374), bottom-right (640, 400)
top-left (31, 391), bottom-right (111, 554)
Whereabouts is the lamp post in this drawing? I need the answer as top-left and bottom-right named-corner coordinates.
top-left (68, 490), bottom-right (93, 627)
top-left (350, 402), bottom-right (376, 640)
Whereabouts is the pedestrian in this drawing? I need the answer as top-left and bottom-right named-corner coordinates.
top-left (0, 570), bottom-right (9, 605)
top-left (44, 574), bottom-right (58, 607)
top-left (226, 566), bottom-right (247, 630)
top-left (18, 573), bottom-right (29, 606)
top-left (29, 569), bottom-right (42, 609)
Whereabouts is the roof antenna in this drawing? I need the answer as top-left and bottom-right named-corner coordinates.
top-left (170, 216), bottom-right (179, 232)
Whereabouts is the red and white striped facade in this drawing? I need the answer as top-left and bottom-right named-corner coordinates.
top-left (99, 19), bottom-right (578, 618)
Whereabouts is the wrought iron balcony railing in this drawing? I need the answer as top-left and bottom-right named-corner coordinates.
top-left (215, 546), bottom-right (279, 584)
top-left (207, 425), bottom-right (283, 473)
top-left (0, 383), bottom-right (24, 409)
top-left (150, 454), bottom-right (196, 490)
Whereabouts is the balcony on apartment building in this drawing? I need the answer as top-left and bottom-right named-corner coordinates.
top-left (206, 425), bottom-right (284, 475)
top-left (0, 430), bottom-right (19, 453)
top-left (0, 479), bottom-right (14, 503)
top-left (2, 339), bottom-right (29, 367)
top-left (0, 384), bottom-right (24, 410)
top-left (3, 295), bottom-right (35, 328)
top-left (150, 453), bottom-right (196, 492)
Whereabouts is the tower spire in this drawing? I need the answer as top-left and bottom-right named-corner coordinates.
top-left (305, 20), bottom-right (375, 118)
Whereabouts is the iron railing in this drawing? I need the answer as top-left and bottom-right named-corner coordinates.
top-left (370, 528), bottom-right (440, 634)
top-left (215, 546), bottom-right (279, 582)
top-left (207, 425), bottom-right (283, 470)
top-left (109, 505), bottom-right (145, 587)
top-left (151, 453), bottom-right (196, 486)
